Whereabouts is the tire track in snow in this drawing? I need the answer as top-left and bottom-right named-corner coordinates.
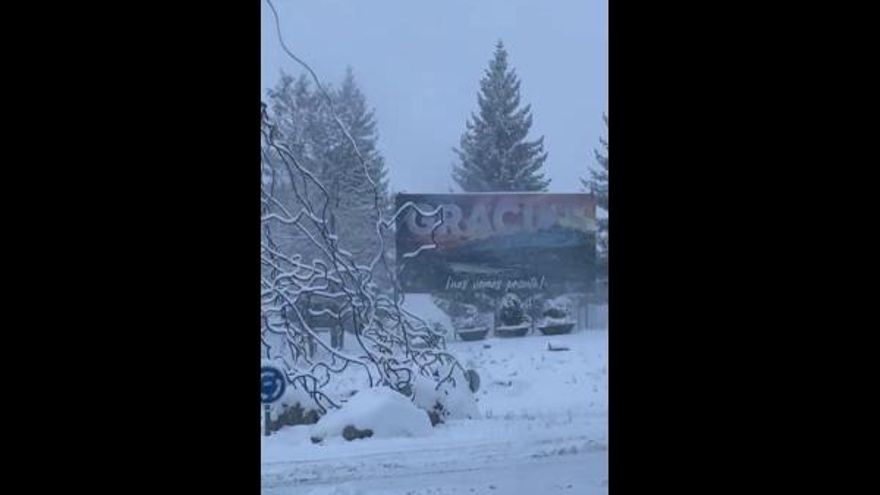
top-left (262, 429), bottom-right (606, 489)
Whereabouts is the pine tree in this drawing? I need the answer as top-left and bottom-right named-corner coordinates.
top-left (266, 72), bottom-right (323, 185)
top-left (265, 73), bottom-right (323, 263)
top-left (324, 67), bottom-right (391, 264)
top-left (453, 41), bottom-right (550, 192)
top-left (329, 67), bottom-right (389, 214)
top-left (584, 114), bottom-right (608, 209)
top-left (583, 114), bottom-right (608, 274)
top-left (265, 68), bottom-right (392, 279)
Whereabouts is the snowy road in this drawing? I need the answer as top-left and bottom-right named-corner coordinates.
top-left (263, 411), bottom-right (607, 494)
top-left (262, 329), bottom-right (607, 494)
top-left (262, 451), bottom-right (607, 495)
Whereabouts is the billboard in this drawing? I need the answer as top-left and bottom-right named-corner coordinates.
top-left (395, 193), bottom-right (598, 294)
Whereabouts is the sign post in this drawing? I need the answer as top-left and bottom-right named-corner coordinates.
top-left (264, 404), bottom-right (271, 437)
top-left (260, 364), bottom-right (287, 437)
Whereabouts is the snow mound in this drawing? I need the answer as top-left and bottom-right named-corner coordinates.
top-left (411, 373), bottom-right (481, 422)
top-left (310, 386), bottom-right (432, 441)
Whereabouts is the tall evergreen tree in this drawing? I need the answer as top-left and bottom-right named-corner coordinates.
top-left (265, 68), bottom-right (391, 272)
top-left (265, 73), bottom-right (323, 263)
top-left (329, 67), bottom-right (389, 214)
top-left (453, 41), bottom-right (550, 192)
top-left (324, 67), bottom-right (391, 265)
top-left (266, 73), bottom-right (311, 166)
top-left (584, 113), bottom-right (608, 273)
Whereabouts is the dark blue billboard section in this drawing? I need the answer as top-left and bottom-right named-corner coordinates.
top-left (394, 193), bottom-right (598, 294)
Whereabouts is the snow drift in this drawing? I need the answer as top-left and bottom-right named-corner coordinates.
top-left (310, 386), bottom-right (433, 442)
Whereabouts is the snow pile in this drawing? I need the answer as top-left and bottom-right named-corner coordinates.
top-left (411, 373), bottom-right (481, 424)
top-left (400, 293), bottom-right (454, 337)
top-left (310, 386), bottom-right (432, 442)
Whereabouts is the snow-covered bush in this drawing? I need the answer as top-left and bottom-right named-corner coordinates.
top-left (455, 304), bottom-right (480, 329)
top-left (498, 293), bottom-right (527, 326)
top-left (410, 373), bottom-right (481, 426)
top-left (268, 387), bottom-right (322, 431)
top-left (541, 296), bottom-right (574, 323)
top-left (309, 386), bottom-right (432, 442)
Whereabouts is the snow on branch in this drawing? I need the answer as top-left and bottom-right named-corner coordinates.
top-left (260, 79), bottom-right (468, 414)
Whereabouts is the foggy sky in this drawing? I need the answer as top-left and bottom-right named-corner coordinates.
top-left (261, 0), bottom-right (607, 194)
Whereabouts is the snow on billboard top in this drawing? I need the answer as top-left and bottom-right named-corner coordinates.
top-left (395, 193), bottom-right (598, 294)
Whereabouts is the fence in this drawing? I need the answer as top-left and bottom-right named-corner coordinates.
top-left (577, 303), bottom-right (608, 330)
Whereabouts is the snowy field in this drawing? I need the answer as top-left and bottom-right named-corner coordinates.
top-left (261, 327), bottom-right (608, 494)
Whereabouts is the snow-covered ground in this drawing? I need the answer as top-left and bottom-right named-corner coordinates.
top-left (262, 328), bottom-right (608, 494)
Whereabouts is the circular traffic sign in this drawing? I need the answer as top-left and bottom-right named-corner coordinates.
top-left (261, 365), bottom-right (287, 404)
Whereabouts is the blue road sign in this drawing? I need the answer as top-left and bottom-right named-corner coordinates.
top-left (261, 365), bottom-right (286, 404)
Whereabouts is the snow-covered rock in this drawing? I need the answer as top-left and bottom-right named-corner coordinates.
top-left (310, 386), bottom-right (432, 442)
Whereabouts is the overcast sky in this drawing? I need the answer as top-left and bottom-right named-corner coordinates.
top-left (261, 0), bottom-right (607, 194)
